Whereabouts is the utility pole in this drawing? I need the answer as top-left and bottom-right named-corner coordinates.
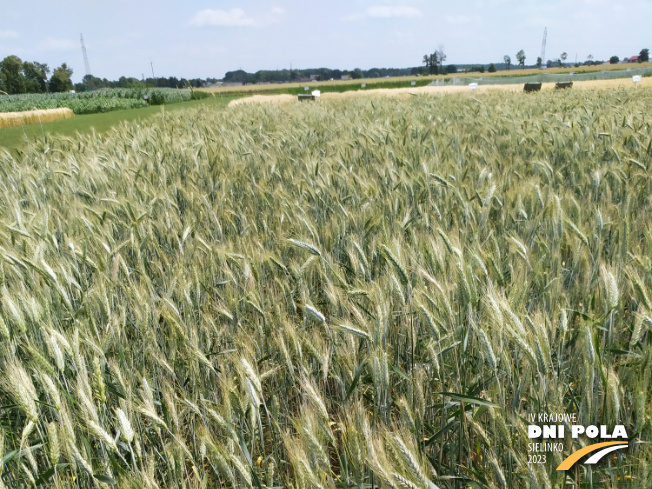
top-left (540, 27), bottom-right (547, 69)
top-left (80, 34), bottom-right (91, 77)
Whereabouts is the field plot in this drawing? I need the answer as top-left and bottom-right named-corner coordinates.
top-left (201, 63), bottom-right (652, 97)
top-left (0, 88), bottom-right (204, 115)
top-left (229, 76), bottom-right (652, 107)
top-left (0, 108), bottom-right (74, 129)
top-left (0, 88), bottom-right (651, 488)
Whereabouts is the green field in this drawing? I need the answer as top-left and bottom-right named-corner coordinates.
top-left (0, 93), bottom-right (238, 151)
top-left (0, 88), bottom-right (209, 115)
top-left (0, 88), bottom-right (650, 488)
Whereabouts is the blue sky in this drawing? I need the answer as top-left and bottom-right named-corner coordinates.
top-left (2, 0), bottom-right (650, 82)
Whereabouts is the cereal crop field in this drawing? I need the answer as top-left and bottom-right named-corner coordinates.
top-left (0, 87), bottom-right (650, 488)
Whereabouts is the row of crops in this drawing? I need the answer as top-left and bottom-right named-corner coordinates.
top-left (0, 88), bottom-right (650, 488)
top-left (0, 88), bottom-right (205, 115)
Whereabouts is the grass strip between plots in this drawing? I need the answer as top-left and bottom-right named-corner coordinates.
top-left (0, 93), bottom-right (240, 151)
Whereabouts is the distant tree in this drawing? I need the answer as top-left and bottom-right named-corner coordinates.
top-left (81, 74), bottom-right (107, 91)
top-left (640, 48), bottom-right (649, 62)
top-left (0, 55), bottom-right (26, 94)
top-left (536, 57), bottom-right (542, 69)
top-left (224, 69), bottom-right (252, 84)
top-left (561, 52), bottom-right (568, 66)
top-left (609, 55), bottom-right (620, 64)
top-left (423, 52), bottom-right (440, 75)
top-left (49, 63), bottom-right (73, 92)
top-left (446, 64), bottom-right (458, 74)
top-left (351, 68), bottom-right (363, 79)
top-left (488, 63), bottom-right (497, 73)
top-left (478, 65), bottom-right (485, 73)
top-left (504, 55), bottom-right (512, 70)
top-left (516, 50), bottom-right (526, 68)
top-left (587, 54), bottom-right (594, 64)
top-left (22, 61), bottom-right (49, 93)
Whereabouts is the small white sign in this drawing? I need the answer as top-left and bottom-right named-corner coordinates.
top-left (311, 90), bottom-right (321, 97)
top-left (304, 86), bottom-right (309, 91)
top-left (361, 83), bottom-right (366, 88)
top-left (633, 75), bottom-right (642, 83)
top-left (411, 81), bottom-right (416, 86)
top-left (469, 83), bottom-right (479, 90)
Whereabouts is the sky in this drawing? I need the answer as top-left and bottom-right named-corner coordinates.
top-left (1, 0), bottom-right (651, 82)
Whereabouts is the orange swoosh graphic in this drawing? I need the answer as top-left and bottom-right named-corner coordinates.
top-left (557, 441), bottom-right (628, 471)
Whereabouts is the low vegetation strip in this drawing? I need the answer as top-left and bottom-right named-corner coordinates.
top-left (0, 107), bottom-right (74, 128)
top-left (0, 89), bottom-right (650, 488)
top-left (0, 88), bottom-right (209, 115)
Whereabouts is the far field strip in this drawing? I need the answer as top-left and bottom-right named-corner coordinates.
top-left (203, 62), bottom-right (652, 97)
top-left (228, 76), bottom-right (652, 107)
top-left (2, 73), bottom-right (649, 151)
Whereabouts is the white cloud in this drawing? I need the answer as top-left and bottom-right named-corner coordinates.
top-left (345, 5), bottom-right (421, 21)
top-left (0, 30), bottom-right (18, 39)
top-left (366, 6), bottom-right (421, 18)
top-left (188, 7), bottom-right (285, 27)
top-left (38, 38), bottom-right (76, 51)
top-left (445, 15), bottom-right (477, 24)
top-left (189, 8), bottom-right (257, 27)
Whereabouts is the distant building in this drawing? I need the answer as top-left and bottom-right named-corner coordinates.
top-left (309, 74), bottom-right (319, 81)
top-left (627, 56), bottom-right (640, 63)
top-left (341, 75), bottom-right (350, 81)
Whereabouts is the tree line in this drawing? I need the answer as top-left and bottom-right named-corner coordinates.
top-left (223, 67), bottom-right (420, 84)
top-left (3, 47), bottom-right (649, 97)
top-left (77, 75), bottom-right (219, 92)
top-left (425, 47), bottom-right (649, 74)
top-left (0, 54), bottom-right (219, 95)
top-left (0, 56), bottom-right (74, 94)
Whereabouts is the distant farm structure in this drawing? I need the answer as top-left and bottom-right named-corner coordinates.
top-left (524, 82), bottom-right (542, 92)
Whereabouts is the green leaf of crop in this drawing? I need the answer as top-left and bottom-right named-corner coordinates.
top-left (435, 392), bottom-right (499, 408)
